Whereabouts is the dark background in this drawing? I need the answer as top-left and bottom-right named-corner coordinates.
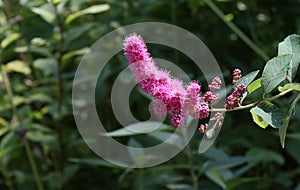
top-left (0, 0), bottom-right (300, 189)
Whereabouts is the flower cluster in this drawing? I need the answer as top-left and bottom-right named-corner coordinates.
top-left (208, 76), bottom-right (222, 91)
top-left (123, 33), bottom-right (210, 127)
top-left (225, 84), bottom-right (246, 110)
top-left (123, 33), bottom-right (246, 132)
top-left (232, 68), bottom-right (242, 84)
top-left (204, 77), bottom-right (221, 104)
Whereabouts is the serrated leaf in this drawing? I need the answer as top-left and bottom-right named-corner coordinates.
top-left (102, 122), bottom-right (169, 137)
top-left (1, 33), bottom-right (20, 49)
top-left (250, 102), bottom-right (286, 128)
top-left (279, 93), bottom-right (300, 148)
top-left (233, 70), bottom-right (260, 88)
top-left (247, 78), bottom-right (262, 94)
top-left (262, 54), bottom-right (292, 94)
top-left (5, 60), bottom-right (31, 75)
top-left (278, 83), bottom-right (300, 92)
top-left (65, 4), bottom-right (110, 24)
top-left (278, 34), bottom-right (300, 82)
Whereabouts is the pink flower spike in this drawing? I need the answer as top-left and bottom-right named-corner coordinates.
top-left (232, 68), bottom-right (242, 84)
top-left (124, 33), bottom-right (151, 64)
top-left (208, 77), bottom-right (222, 91)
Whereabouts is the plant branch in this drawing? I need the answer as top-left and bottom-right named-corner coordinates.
top-left (205, 0), bottom-right (270, 61)
top-left (210, 88), bottom-right (294, 112)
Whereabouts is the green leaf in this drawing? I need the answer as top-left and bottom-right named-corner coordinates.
top-left (166, 184), bottom-right (193, 189)
top-left (5, 60), bottom-right (31, 75)
top-left (246, 148), bottom-right (284, 164)
top-left (261, 54), bottom-right (292, 94)
top-left (278, 83), bottom-right (300, 92)
top-left (128, 138), bottom-right (150, 166)
top-left (247, 78), bottom-right (262, 94)
top-left (205, 169), bottom-right (227, 189)
top-left (250, 109), bottom-right (269, 129)
top-left (147, 131), bottom-right (184, 149)
top-left (65, 23), bottom-right (96, 46)
top-left (278, 34), bottom-right (300, 82)
top-left (69, 158), bottom-right (125, 169)
top-left (203, 156), bottom-right (248, 171)
top-left (26, 130), bottom-right (56, 144)
top-left (33, 58), bottom-right (57, 76)
top-left (25, 93), bottom-right (53, 103)
top-left (233, 70), bottom-right (260, 88)
top-left (1, 33), bottom-right (20, 49)
top-left (48, 0), bottom-right (62, 5)
top-left (62, 48), bottom-right (89, 66)
top-left (0, 125), bottom-right (9, 137)
top-left (279, 93), bottom-right (300, 148)
top-left (65, 4), bottom-right (110, 24)
top-left (0, 144), bottom-right (20, 159)
top-left (250, 102), bottom-right (286, 128)
top-left (227, 177), bottom-right (260, 190)
top-left (62, 165), bottom-right (79, 183)
top-left (31, 4), bottom-right (55, 24)
top-left (102, 122), bottom-right (169, 137)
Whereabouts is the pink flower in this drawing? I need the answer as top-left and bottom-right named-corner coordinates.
top-left (232, 68), bottom-right (242, 84)
top-left (152, 99), bottom-right (167, 117)
top-left (123, 33), bottom-right (151, 64)
top-left (124, 34), bottom-right (189, 127)
top-left (185, 81), bottom-right (201, 110)
top-left (208, 77), bottom-right (221, 91)
top-left (191, 102), bottom-right (209, 119)
top-left (203, 91), bottom-right (219, 103)
top-left (225, 84), bottom-right (246, 110)
top-left (199, 123), bottom-right (208, 133)
top-left (123, 33), bottom-right (211, 127)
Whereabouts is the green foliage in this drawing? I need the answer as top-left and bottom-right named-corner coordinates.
top-left (261, 54), bottom-right (292, 94)
top-left (250, 102), bottom-right (286, 129)
top-left (0, 0), bottom-right (300, 190)
top-left (278, 34), bottom-right (300, 82)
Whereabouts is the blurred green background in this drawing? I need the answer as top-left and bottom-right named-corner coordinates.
top-left (0, 0), bottom-right (300, 189)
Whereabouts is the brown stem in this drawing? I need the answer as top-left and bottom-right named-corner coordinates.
top-left (210, 88), bottom-right (294, 112)
top-left (53, 1), bottom-right (65, 181)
